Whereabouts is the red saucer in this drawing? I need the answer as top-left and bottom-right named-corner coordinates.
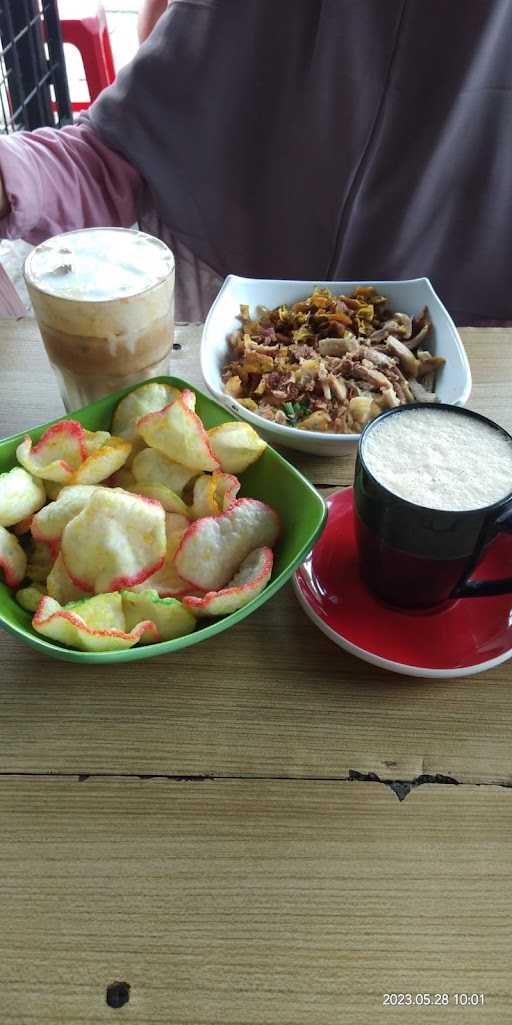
top-left (293, 488), bottom-right (512, 677)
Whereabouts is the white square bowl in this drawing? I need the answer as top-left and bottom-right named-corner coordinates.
top-left (201, 276), bottom-right (472, 456)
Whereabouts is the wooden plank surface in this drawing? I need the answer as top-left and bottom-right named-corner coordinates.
top-left (1, 777), bottom-right (510, 1024)
top-left (0, 320), bottom-right (511, 783)
top-left (3, 580), bottom-right (512, 784)
top-left (1, 321), bottom-right (512, 1024)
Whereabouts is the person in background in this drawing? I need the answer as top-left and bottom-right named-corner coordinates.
top-left (138, 0), bottom-right (168, 45)
top-left (0, 1), bottom-right (511, 324)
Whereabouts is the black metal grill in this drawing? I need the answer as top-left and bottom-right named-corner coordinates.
top-left (0, 0), bottom-right (72, 133)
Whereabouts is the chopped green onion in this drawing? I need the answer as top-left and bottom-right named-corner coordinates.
top-left (283, 400), bottom-right (310, 424)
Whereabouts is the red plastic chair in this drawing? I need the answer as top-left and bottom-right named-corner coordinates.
top-left (57, 1), bottom-right (115, 111)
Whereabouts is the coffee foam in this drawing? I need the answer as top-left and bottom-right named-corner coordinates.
top-left (26, 228), bottom-right (174, 301)
top-left (25, 229), bottom-right (174, 339)
top-left (362, 407), bottom-right (512, 511)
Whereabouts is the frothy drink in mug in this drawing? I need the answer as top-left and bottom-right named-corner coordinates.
top-left (362, 407), bottom-right (512, 511)
top-left (355, 404), bottom-right (512, 608)
top-left (25, 228), bottom-right (175, 410)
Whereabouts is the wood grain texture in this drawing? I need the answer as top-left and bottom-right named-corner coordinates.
top-left (0, 321), bottom-right (511, 783)
top-left (1, 777), bottom-right (510, 1024)
top-left (2, 576), bottom-right (512, 783)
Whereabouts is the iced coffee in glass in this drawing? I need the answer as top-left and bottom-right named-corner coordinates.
top-left (25, 227), bottom-right (175, 410)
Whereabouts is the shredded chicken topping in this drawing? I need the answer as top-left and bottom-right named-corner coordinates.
top-left (222, 287), bottom-right (445, 433)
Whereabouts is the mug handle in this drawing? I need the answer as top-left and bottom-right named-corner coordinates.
top-left (453, 503), bottom-right (512, 598)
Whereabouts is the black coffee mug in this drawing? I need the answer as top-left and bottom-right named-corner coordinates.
top-left (354, 404), bottom-right (512, 609)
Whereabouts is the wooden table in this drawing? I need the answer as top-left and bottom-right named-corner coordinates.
top-left (1, 320), bottom-right (511, 1023)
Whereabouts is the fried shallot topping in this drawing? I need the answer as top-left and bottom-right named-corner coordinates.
top-left (222, 288), bottom-right (445, 433)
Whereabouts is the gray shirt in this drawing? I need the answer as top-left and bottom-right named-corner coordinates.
top-left (90, 0), bottom-right (512, 323)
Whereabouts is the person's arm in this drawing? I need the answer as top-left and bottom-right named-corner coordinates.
top-left (0, 121), bottom-right (142, 244)
top-left (138, 0), bottom-right (168, 44)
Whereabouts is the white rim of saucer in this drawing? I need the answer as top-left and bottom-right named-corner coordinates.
top-left (292, 572), bottom-right (512, 679)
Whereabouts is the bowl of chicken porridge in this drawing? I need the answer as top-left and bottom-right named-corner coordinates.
top-left (201, 276), bottom-right (471, 456)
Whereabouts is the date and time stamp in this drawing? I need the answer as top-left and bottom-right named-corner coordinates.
top-left (383, 993), bottom-right (485, 1009)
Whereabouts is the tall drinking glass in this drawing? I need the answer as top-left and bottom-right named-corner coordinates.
top-left (25, 227), bottom-right (175, 411)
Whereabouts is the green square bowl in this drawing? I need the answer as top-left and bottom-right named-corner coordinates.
top-left (0, 377), bottom-right (326, 663)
